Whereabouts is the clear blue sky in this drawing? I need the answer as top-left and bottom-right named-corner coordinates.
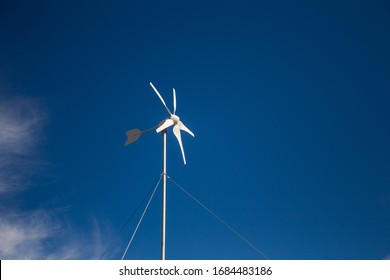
top-left (0, 0), bottom-right (389, 260)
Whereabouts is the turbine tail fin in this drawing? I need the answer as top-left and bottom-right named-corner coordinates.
top-left (125, 129), bottom-right (143, 146)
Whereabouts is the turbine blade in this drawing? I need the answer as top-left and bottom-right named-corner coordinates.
top-left (125, 129), bottom-right (143, 146)
top-left (173, 88), bottom-right (176, 115)
top-left (156, 119), bottom-right (174, 133)
top-left (150, 82), bottom-right (172, 115)
top-left (178, 121), bottom-right (195, 137)
top-left (173, 125), bottom-right (187, 164)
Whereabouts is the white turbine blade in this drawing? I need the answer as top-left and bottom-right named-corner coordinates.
top-left (156, 119), bottom-right (174, 133)
top-left (173, 125), bottom-right (187, 164)
top-left (178, 121), bottom-right (195, 137)
top-left (173, 88), bottom-right (176, 115)
top-left (150, 82), bottom-right (172, 115)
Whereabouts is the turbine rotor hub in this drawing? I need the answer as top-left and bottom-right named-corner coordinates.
top-left (171, 114), bottom-right (180, 124)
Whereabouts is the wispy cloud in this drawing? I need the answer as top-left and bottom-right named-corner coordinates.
top-left (0, 209), bottom-right (58, 259)
top-left (0, 94), bottom-right (45, 194)
top-left (0, 92), bottom-right (108, 259)
top-left (0, 208), bottom-right (107, 259)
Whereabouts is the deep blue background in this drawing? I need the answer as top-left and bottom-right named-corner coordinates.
top-left (1, 0), bottom-right (389, 259)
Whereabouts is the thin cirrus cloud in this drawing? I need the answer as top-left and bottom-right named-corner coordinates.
top-left (0, 93), bottom-right (106, 259)
top-left (0, 209), bottom-right (106, 259)
top-left (0, 95), bottom-right (45, 194)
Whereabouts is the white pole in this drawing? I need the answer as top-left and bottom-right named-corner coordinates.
top-left (161, 129), bottom-right (167, 260)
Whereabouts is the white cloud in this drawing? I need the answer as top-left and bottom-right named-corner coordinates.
top-left (0, 209), bottom-right (107, 259)
top-left (0, 95), bottom-right (45, 194)
top-left (0, 210), bottom-right (56, 259)
top-left (0, 93), bottom-right (108, 259)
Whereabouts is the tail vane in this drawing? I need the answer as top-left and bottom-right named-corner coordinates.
top-left (125, 129), bottom-right (143, 146)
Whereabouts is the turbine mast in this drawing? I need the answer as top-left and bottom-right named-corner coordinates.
top-left (161, 129), bottom-right (167, 260)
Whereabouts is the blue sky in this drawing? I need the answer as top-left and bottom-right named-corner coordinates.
top-left (0, 0), bottom-right (389, 260)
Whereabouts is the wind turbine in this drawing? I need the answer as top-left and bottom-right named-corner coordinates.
top-left (124, 82), bottom-right (195, 260)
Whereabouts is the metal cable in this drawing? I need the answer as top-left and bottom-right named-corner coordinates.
top-left (167, 175), bottom-right (270, 260)
top-left (99, 175), bottom-right (162, 259)
top-left (121, 176), bottom-right (161, 260)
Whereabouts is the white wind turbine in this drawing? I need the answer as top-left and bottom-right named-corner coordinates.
top-left (150, 82), bottom-right (195, 164)
top-left (124, 82), bottom-right (194, 260)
